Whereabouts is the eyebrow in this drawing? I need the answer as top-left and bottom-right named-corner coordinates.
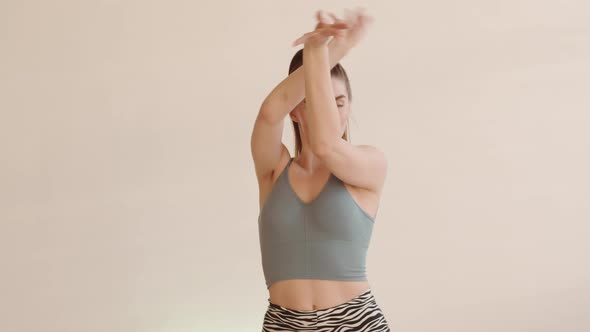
top-left (335, 95), bottom-right (347, 100)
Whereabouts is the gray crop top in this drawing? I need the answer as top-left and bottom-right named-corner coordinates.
top-left (258, 157), bottom-right (376, 289)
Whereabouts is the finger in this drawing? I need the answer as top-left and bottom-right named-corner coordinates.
top-left (332, 29), bottom-right (346, 37)
top-left (292, 32), bottom-right (313, 46)
top-left (315, 10), bottom-right (331, 29)
top-left (330, 21), bottom-right (350, 29)
top-left (315, 22), bottom-right (348, 32)
top-left (316, 9), bottom-right (330, 24)
top-left (293, 36), bottom-right (306, 47)
top-left (327, 12), bottom-right (342, 24)
top-left (320, 9), bottom-right (335, 24)
top-left (316, 10), bottom-right (323, 22)
top-left (316, 26), bottom-right (346, 34)
top-left (318, 27), bottom-right (344, 38)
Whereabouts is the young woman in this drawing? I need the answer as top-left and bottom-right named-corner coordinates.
top-left (251, 8), bottom-right (391, 332)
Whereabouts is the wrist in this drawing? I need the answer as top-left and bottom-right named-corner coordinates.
top-left (328, 38), bottom-right (351, 52)
top-left (304, 42), bottom-right (330, 51)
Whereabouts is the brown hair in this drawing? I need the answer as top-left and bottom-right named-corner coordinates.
top-left (288, 48), bottom-right (352, 158)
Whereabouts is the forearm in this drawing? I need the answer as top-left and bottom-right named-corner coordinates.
top-left (260, 40), bottom-right (350, 123)
top-left (303, 44), bottom-right (341, 152)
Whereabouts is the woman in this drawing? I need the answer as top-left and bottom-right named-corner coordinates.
top-left (251, 8), bottom-right (391, 332)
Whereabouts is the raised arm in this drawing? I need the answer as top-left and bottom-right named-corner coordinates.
top-left (298, 9), bottom-right (387, 193)
top-left (302, 45), bottom-right (340, 152)
top-left (260, 39), bottom-right (350, 124)
top-left (250, 14), bottom-right (351, 181)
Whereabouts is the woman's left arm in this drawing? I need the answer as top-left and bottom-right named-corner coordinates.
top-left (303, 44), bottom-right (387, 193)
top-left (303, 45), bottom-right (341, 153)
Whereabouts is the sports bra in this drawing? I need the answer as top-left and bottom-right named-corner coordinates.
top-left (258, 157), bottom-right (376, 289)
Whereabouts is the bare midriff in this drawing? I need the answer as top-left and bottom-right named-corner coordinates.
top-left (268, 279), bottom-right (371, 311)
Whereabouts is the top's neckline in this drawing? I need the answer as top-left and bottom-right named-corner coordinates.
top-left (285, 157), bottom-right (334, 205)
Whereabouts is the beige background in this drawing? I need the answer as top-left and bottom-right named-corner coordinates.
top-left (1, 0), bottom-right (589, 331)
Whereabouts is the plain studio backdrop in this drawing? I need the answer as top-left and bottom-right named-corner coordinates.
top-left (1, 0), bottom-right (589, 331)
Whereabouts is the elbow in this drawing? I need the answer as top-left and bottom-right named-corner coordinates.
top-left (311, 141), bottom-right (333, 159)
top-left (310, 128), bottom-right (340, 158)
top-left (259, 90), bottom-right (289, 124)
top-left (258, 101), bottom-right (278, 124)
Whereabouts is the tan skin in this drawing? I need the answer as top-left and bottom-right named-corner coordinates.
top-left (251, 8), bottom-right (385, 311)
top-left (264, 79), bottom-right (379, 310)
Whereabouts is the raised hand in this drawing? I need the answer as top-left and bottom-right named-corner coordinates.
top-left (327, 7), bottom-right (374, 49)
top-left (292, 10), bottom-right (350, 48)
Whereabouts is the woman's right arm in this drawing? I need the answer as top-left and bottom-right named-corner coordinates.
top-left (250, 40), bottom-right (351, 181)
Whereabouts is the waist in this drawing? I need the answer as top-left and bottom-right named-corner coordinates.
top-left (268, 279), bottom-right (371, 311)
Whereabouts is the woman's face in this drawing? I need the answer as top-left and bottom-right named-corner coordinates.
top-left (290, 77), bottom-right (350, 138)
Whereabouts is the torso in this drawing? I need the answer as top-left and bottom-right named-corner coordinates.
top-left (257, 155), bottom-right (381, 310)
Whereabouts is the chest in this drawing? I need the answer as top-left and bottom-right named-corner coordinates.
top-left (258, 174), bottom-right (374, 244)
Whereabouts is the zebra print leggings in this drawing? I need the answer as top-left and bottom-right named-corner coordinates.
top-left (261, 288), bottom-right (391, 331)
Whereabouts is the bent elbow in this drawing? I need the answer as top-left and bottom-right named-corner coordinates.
top-left (311, 142), bottom-right (333, 159)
